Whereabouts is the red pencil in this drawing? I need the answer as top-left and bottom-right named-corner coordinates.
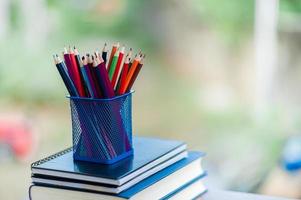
top-left (116, 52), bottom-right (131, 94)
top-left (111, 45), bottom-right (125, 89)
top-left (63, 47), bottom-right (75, 81)
top-left (73, 47), bottom-right (88, 97)
top-left (67, 47), bottom-right (86, 97)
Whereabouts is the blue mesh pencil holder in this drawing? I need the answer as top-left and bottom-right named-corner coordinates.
top-left (68, 91), bottom-right (133, 164)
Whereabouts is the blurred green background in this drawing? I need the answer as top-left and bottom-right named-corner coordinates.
top-left (1, 0), bottom-right (301, 199)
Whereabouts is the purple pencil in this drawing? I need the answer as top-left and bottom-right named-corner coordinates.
top-left (94, 55), bottom-right (131, 151)
top-left (94, 56), bottom-right (115, 98)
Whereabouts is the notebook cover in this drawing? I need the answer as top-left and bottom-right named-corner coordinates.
top-left (31, 136), bottom-right (186, 180)
top-left (160, 173), bottom-right (207, 200)
top-left (118, 151), bottom-right (205, 198)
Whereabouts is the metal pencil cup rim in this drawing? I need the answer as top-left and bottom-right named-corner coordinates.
top-left (67, 91), bottom-right (134, 164)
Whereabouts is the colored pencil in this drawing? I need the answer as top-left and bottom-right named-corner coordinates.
top-left (80, 56), bottom-right (95, 98)
top-left (88, 55), bottom-right (103, 98)
top-left (127, 53), bottom-right (136, 72)
top-left (63, 47), bottom-right (75, 81)
top-left (74, 47), bottom-right (89, 96)
top-left (68, 47), bottom-right (86, 97)
top-left (126, 54), bottom-right (145, 92)
top-left (111, 45), bottom-right (125, 89)
top-left (94, 55), bottom-right (115, 98)
top-left (102, 43), bottom-right (108, 64)
top-left (107, 42), bottom-right (119, 71)
top-left (53, 55), bottom-right (79, 97)
top-left (108, 50), bottom-right (119, 80)
top-left (116, 52), bottom-right (131, 94)
top-left (119, 55), bottom-right (141, 94)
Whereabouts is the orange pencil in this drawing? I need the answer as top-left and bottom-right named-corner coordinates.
top-left (119, 55), bottom-right (141, 94)
top-left (126, 54), bottom-right (145, 92)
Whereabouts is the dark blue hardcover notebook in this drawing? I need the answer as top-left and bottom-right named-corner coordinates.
top-left (31, 136), bottom-right (187, 186)
top-left (30, 152), bottom-right (206, 200)
top-left (160, 174), bottom-right (207, 200)
top-left (118, 151), bottom-right (205, 199)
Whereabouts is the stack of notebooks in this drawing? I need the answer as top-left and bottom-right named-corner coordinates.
top-left (29, 137), bottom-right (207, 200)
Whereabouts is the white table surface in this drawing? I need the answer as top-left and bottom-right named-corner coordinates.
top-left (200, 190), bottom-right (299, 200)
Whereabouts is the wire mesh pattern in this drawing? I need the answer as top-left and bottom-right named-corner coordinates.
top-left (69, 92), bottom-right (133, 164)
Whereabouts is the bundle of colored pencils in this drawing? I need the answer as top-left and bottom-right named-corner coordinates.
top-left (53, 43), bottom-right (145, 98)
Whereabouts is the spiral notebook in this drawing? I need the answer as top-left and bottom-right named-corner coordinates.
top-left (31, 137), bottom-right (187, 187)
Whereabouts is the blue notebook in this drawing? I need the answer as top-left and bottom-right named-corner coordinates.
top-left (118, 151), bottom-right (205, 199)
top-left (31, 137), bottom-right (187, 186)
top-left (30, 152), bottom-right (206, 200)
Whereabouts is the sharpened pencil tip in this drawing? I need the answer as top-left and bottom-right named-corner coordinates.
top-left (102, 43), bottom-right (108, 52)
top-left (74, 48), bottom-right (79, 55)
top-left (69, 46), bottom-right (75, 54)
top-left (53, 55), bottom-right (57, 64)
top-left (99, 56), bottom-right (104, 63)
top-left (138, 49), bottom-right (142, 56)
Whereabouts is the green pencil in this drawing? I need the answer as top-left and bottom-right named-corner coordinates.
top-left (108, 51), bottom-right (119, 80)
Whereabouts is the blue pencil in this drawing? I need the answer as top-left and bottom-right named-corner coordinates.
top-left (102, 43), bottom-right (108, 64)
top-left (79, 56), bottom-right (95, 98)
top-left (54, 55), bottom-right (79, 97)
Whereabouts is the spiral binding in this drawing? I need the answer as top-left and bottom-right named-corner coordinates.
top-left (31, 148), bottom-right (72, 168)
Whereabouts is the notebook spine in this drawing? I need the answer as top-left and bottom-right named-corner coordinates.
top-left (31, 148), bottom-right (73, 168)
